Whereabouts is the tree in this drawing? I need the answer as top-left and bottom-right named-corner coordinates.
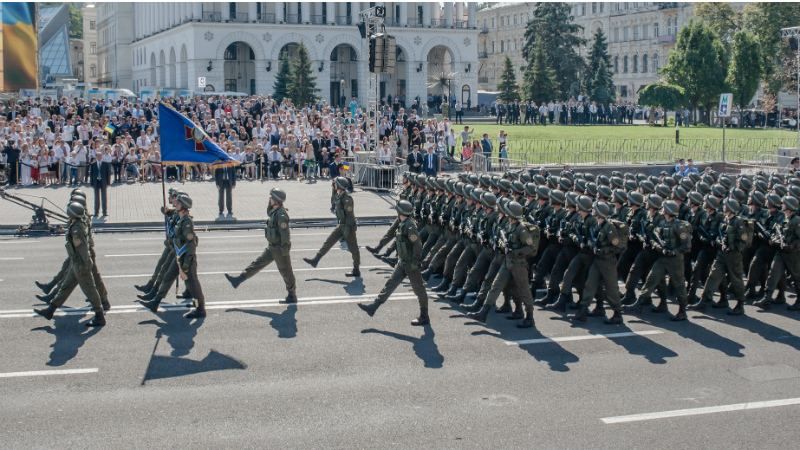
top-left (522, 2), bottom-right (585, 100)
top-left (589, 59), bottom-right (614, 105)
top-left (584, 28), bottom-right (613, 102)
top-left (287, 43), bottom-right (319, 106)
top-left (741, 3), bottom-right (800, 94)
top-left (272, 55), bottom-right (291, 103)
top-left (68, 4), bottom-right (83, 39)
top-left (695, 2), bottom-right (741, 44)
top-left (496, 57), bottom-right (520, 102)
top-left (662, 21), bottom-right (727, 125)
top-left (522, 38), bottom-right (558, 104)
top-left (726, 31), bottom-right (761, 124)
top-left (638, 83), bottom-right (686, 126)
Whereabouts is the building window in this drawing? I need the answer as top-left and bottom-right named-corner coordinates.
top-left (614, 56), bottom-right (619, 73)
top-left (633, 55), bottom-right (638, 73)
top-left (592, 3), bottom-right (597, 14)
top-left (654, 22), bottom-right (659, 37)
top-left (229, 2), bottom-right (236, 19)
top-left (600, 3), bottom-right (604, 13)
top-left (500, 41), bottom-right (504, 52)
top-left (653, 53), bottom-right (659, 72)
top-left (89, 20), bottom-right (95, 30)
top-left (90, 42), bottom-right (96, 55)
top-left (418, 5), bottom-right (423, 25)
top-left (623, 55), bottom-right (628, 73)
top-left (623, 26), bottom-right (629, 41)
top-left (581, 4), bottom-right (586, 16)
top-left (491, 17), bottom-right (495, 28)
top-left (633, 25), bottom-right (639, 40)
top-left (613, 27), bottom-right (619, 42)
top-left (491, 41), bottom-right (495, 53)
top-left (620, 85), bottom-right (628, 97)
top-left (642, 24), bottom-right (649, 39)
top-left (90, 65), bottom-right (96, 78)
top-left (642, 54), bottom-right (648, 73)
top-left (224, 45), bottom-right (237, 60)
top-left (225, 79), bottom-right (236, 91)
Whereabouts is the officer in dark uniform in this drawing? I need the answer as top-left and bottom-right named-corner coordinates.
top-left (35, 202), bottom-right (107, 327)
top-left (358, 200), bottom-right (430, 326)
top-left (304, 176), bottom-right (361, 277)
top-left (225, 188), bottom-right (297, 303)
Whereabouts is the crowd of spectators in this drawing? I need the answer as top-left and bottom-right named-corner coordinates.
top-left (0, 94), bottom-right (473, 188)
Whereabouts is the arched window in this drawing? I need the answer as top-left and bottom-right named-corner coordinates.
top-left (500, 41), bottom-right (504, 52)
top-left (623, 55), bottom-right (628, 73)
top-left (654, 22), bottom-right (659, 37)
top-left (642, 54), bottom-right (648, 73)
top-left (653, 53), bottom-right (659, 72)
top-left (633, 55), bottom-right (638, 73)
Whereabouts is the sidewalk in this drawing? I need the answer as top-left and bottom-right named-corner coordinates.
top-left (0, 179), bottom-right (397, 228)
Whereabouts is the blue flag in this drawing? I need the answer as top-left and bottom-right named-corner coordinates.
top-left (158, 103), bottom-right (239, 166)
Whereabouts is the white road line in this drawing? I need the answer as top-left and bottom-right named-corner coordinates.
top-left (0, 292), bottom-right (421, 319)
top-left (0, 241), bottom-right (39, 244)
top-left (117, 233), bottom-right (331, 241)
top-left (0, 368), bottom-right (99, 379)
top-left (505, 330), bottom-right (663, 346)
top-left (0, 257), bottom-right (24, 261)
top-left (102, 265), bottom-right (387, 279)
top-left (601, 397), bottom-right (800, 424)
top-left (103, 248), bottom-right (366, 258)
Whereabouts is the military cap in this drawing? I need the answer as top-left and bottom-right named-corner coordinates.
top-left (270, 188), bottom-right (286, 203)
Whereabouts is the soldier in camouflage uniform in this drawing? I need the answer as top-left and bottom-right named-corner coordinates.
top-left (304, 176), bottom-right (361, 277)
top-left (755, 195), bottom-right (800, 311)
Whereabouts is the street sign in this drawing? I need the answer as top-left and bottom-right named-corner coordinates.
top-left (197, 77), bottom-right (207, 89)
top-left (718, 93), bottom-right (733, 118)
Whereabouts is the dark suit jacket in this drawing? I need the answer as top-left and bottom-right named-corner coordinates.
top-left (89, 161), bottom-right (111, 188)
top-left (214, 166), bottom-right (237, 188)
top-left (422, 153), bottom-right (439, 176)
top-left (407, 152), bottom-right (424, 173)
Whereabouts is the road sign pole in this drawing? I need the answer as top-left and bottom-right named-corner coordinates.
top-left (722, 118), bottom-right (726, 162)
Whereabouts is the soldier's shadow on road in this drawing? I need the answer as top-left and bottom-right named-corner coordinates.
top-left (31, 313), bottom-right (102, 367)
top-left (630, 311), bottom-right (746, 357)
top-left (305, 277), bottom-right (365, 296)
top-left (469, 327), bottom-right (579, 373)
top-left (361, 325), bottom-right (444, 368)
top-left (226, 305), bottom-right (297, 339)
top-left (139, 310), bottom-right (204, 357)
top-left (694, 311), bottom-right (800, 352)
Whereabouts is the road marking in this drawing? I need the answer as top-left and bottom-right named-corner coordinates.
top-left (104, 247), bottom-right (368, 257)
top-left (0, 368), bottom-right (99, 379)
top-left (117, 233), bottom-right (331, 241)
top-left (505, 330), bottom-right (664, 346)
top-left (601, 397), bottom-right (800, 424)
top-left (0, 292), bottom-right (422, 319)
top-left (102, 265), bottom-right (387, 279)
top-left (0, 257), bottom-right (24, 261)
top-left (0, 240), bottom-right (39, 244)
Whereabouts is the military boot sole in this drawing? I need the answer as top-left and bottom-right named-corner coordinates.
top-left (184, 309), bottom-right (206, 319)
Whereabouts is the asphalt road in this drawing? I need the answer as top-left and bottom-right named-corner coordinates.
top-left (1, 227), bottom-right (799, 449)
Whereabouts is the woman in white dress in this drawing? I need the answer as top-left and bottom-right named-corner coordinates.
top-left (19, 145), bottom-right (32, 186)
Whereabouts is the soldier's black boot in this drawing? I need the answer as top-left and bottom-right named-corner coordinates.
top-left (651, 299), bottom-right (668, 313)
top-left (671, 304), bottom-right (688, 321)
top-left (101, 300), bottom-right (111, 312)
top-left (85, 311), bottom-right (106, 327)
top-left (35, 280), bottom-right (54, 293)
top-left (688, 297), bottom-right (709, 312)
top-left (411, 307), bottom-right (430, 326)
top-left (432, 277), bottom-right (451, 293)
top-left (137, 298), bottom-right (162, 313)
top-left (34, 304), bottom-right (56, 320)
top-left (176, 288), bottom-right (192, 299)
top-left (727, 300), bottom-right (744, 316)
top-left (358, 300), bottom-right (381, 317)
top-left (569, 306), bottom-right (589, 323)
top-left (463, 295), bottom-right (484, 312)
top-left (507, 300), bottom-right (524, 320)
top-left (445, 288), bottom-right (465, 303)
top-left (382, 257), bottom-right (398, 267)
top-left (753, 296), bottom-right (772, 309)
top-left (620, 291), bottom-right (637, 306)
top-left (345, 266), bottom-right (361, 277)
top-left (36, 292), bottom-right (54, 304)
top-left (366, 245), bottom-right (380, 255)
top-left (496, 298), bottom-right (512, 314)
top-left (788, 298), bottom-right (800, 311)
top-left (589, 303), bottom-right (606, 317)
top-left (134, 281), bottom-right (154, 293)
top-left (303, 254), bottom-right (321, 268)
top-left (745, 286), bottom-right (760, 301)
top-left (773, 290), bottom-right (787, 305)
top-left (711, 298), bottom-right (729, 309)
top-left (225, 273), bottom-right (245, 289)
top-left (466, 304), bottom-right (491, 323)
top-left (517, 306), bottom-right (534, 328)
top-left (604, 309), bottom-right (623, 325)
top-left (535, 292), bottom-right (556, 307)
top-left (440, 285), bottom-right (459, 299)
top-left (137, 291), bottom-right (156, 301)
top-left (185, 307), bottom-right (206, 319)
top-left (282, 292), bottom-right (298, 304)
top-left (420, 268), bottom-right (433, 281)
top-left (548, 293), bottom-right (571, 312)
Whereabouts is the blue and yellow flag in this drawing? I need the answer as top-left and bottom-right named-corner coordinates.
top-left (104, 122), bottom-right (116, 135)
top-left (2, 3), bottom-right (38, 91)
top-left (158, 103), bottom-right (239, 166)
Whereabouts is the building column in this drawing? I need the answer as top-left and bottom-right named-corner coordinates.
top-left (467, 2), bottom-right (477, 28)
top-left (276, 2), bottom-right (284, 23)
top-left (193, 3), bottom-right (201, 21)
top-left (323, 2), bottom-right (333, 25)
top-left (399, 2), bottom-right (408, 26)
top-left (444, 2), bottom-right (453, 27)
top-left (249, 2), bottom-right (257, 22)
top-left (422, 3), bottom-right (431, 27)
top-left (301, 3), bottom-right (310, 24)
top-left (455, 2), bottom-right (464, 27)
top-left (351, 2), bottom-right (361, 24)
top-left (221, 3), bottom-right (230, 21)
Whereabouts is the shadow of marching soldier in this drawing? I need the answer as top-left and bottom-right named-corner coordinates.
top-left (361, 324), bottom-right (444, 369)
top-left (227, 305), bottom-right (298, 339)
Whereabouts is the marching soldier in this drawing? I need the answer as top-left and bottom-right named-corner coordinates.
top-left (225, 188), bottom-right (297, 303)
top-left (358, 200), bottom-right (430, 326)
top-left (135, 188), bottom-right (182, 294)
top-left (755, 195), bottom-right (800, 311)
top-left (304, 176), bottom-right (361, 277)
top-left (35, 201), bottom-right (108, 327)
top-left (35, 189), bottom-right (87, 297)
top-left (746, 193), bottom-right (785, 301)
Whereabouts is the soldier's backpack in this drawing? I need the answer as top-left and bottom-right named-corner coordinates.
top-left (607, 219), bottom-right (629, 254)
top-left (675, 220), bottom-right (693, 254)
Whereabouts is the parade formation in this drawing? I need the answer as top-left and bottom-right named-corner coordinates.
top-left (30, 168), bottom-right (800, 333)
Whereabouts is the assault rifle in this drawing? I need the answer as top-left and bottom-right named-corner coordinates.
top-left (496, 229), bottom-right (509, 253)
top-left (755, 221), bottom-right (771, 241)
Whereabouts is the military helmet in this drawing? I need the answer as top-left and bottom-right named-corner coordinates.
top-left (766, 193), bottom-right (782, 209)
top-left (628, 191), bottom-right (645, 207)
top-left (672, 173), bottom-right (684, 183)
top-left (584, 173), bottom-right (597, 183)
top-left (610, 176), bottom-right (624, 189)
top-left (490, 175), bottom-right (501, 188)
top-left (688, 191), bottom-right (704, 207)
top-left (566, 192), bottom-right (579, 208)
top-left (532, 174), bottom-right (546, 185)
top-left (559, 177), bottom-right (574, 191)
top-left (176, 194), bottom-right (193, 210)
top-left (647, 194), bottom-right (663, 210)
top-left (724, 198), bottom-right (740, 213)
top-left (270, 188), bottom-right (287, 203)
top-left (479, 174), bottom-right (491, 187)
top-left (550, 189), bottom-right (566, 205)
top-left (577, 195), bottom-right (594, 212)
top-left (512, 180), bottom-right (526, 194)
top-left (547, 176), bottom-right (559, 190)
top-left (453, 182), bottom-right (464, 196)
top-left (738, 177), bottom-right (754, 192)
top-left (680, 178), bottom-right (695, 192)
top-left (560, 170), bottom-right (574, 181)
top-left (695, 181), bottom-right (711, 196)
top-left (436, 177), bottom-right (447, 191)
top-left (711, 183), bottom-right (728, 199)
top-left (648, 175), bottom-right (660, 185)
top-left (586, 182), bottom-right (598, 197)
top-left (537, 185), bottom-right (551, 200)
top-left (168, 187), bottom-right (178, 197)
top-left (749, 191), bottom-right (766, 207)
top-left (624, 179), bottom-right (638, 191)
top-left (623, 172), bottom-right (635, 180)
top-left (789, 177), bottom-right (800, 187)
top-left (575, 178), bottom-right (587, 193)
top-left (597, 185), bottom-right (613, 200)
top-left (662, 177), bottom-right (677, 188)
top-left (66, 201), bottom-right (85, 219)
top-left (662, 200), bottom-right (679, 217)
top-left (525, 182), bottom-right (538, 197)
top-left (639, 180), bottom-right (655, 194)
top-left (789, 185), bottom-right (800, 199)
top-left (415, 173), bottom-right (427, 186)
top-left (655, 183), bottom-right (671, 199)
top-left (463, 184), bottom-right (475, 198)
top-left (481, 192), bottom-right (497, 207)
top-left (395, 200), bottom-right (414, 216)
top-left (597, 175), bottom-right (610, 187)
top-left (425, 177), bottom-right (437, 189)
top-left (672, 186), bottom-right (688, 201)
top-left (335, 176), bottom-right (350, 190)
top-left (445, 178), bottom-right (457, 192)
top-left (506, 201), bottom-right (524, 219)
top-left (520, 173), bottom-right (532, 183)
top-left (70, 188), bottom-right (85, 197)
top-left (470, 187), bottom-right (484, 202)
top-left (730, 188), bottom-right (747, 204)
top-left (613, 189), bottom-right (628, 204)
top-left (783, 195), bottom-right (800, 212)
top-left (718, 176), bottom-right (734, 190)
top-left (468, 173), bottom-right (479, 185)
top-left (754, 179), bottom-right (769, 193)
top-left (594, 201), bottom-right (611, 218)
top-left (705, 194), bottom-right (721, 211)
top-left (498, 179), bottom-right (513, 192)
top-left (611, 170), bottom-right (623, 178)
top-left (773, 184), bottom-right (788, 197)
top-left (71, 191), bottom-right (86, 199)
top-left (70, 195), bottom-right (87, 207)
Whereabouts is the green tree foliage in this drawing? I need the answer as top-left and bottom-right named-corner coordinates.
top-left (288, 43), bottom-right (319, 106)
top-left (522, 2), bottom-right (585, 100)
top-left (662, 21), bottom-right (727, 124)
top-left (522, 38), bottom-right (558, 104)
top-left (694, 2), bottom-right (740, 44)
top-left (585, 28), bottom-right (613, 103)
top-left (726, 31), bottom-right (762, 121)
top-left (272, 56), bottom-right (291, 103)
top-left (741, 3), bottom-right (800, 93)
top-left (638, 83), bottom-right (686, 126)
top-left (68, 4), bottom-right (83, 39)
top-left (497, 57), bottom-right (520, 102)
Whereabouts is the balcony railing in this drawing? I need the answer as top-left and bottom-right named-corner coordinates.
top-left (478, 51), bottom-right (488, 58)
top-left (658, 34), bottom-right (676, 44)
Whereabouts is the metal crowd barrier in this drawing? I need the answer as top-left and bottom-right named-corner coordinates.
top-left (348, 159), bottom-right (408, 192)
